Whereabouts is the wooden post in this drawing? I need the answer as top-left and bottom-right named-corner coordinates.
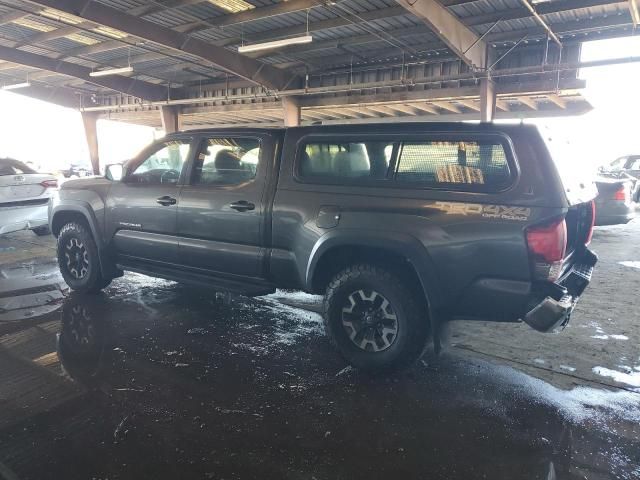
top-left (81, 111), bottom-right (100, 175)
top-left (160, 105), bottom-right (181, 133)
top-left (480, 77), bottom-right (496, 123)
top-left (282, 97), bottom-right (301, 127)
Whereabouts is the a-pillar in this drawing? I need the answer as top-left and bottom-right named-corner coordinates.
top-left (81, 111), bottom-right (100, 175)
top-left (160, 105), bottom-right (181, 134)
top-left (480, 77), bottom-right (496, 123)
top-left (282, 97), bottom-right (301, 127)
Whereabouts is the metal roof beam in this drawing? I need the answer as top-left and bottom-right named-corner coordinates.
top-left (175, 0), bottom-right (321, 33)
top-left (394, 0), bottom-right (487, 69)
top-left (467, 0), bottom-right (623, 28)
top-left (210, 1), bottom-right (618, 50)
top-left (128, 0), bottom-right (204, 17)
top-left (517, 97), bottom-right (538, 110)
top-left (238, 6), bottom-right (408, 45)
top-left (0, 45), bottom-right (169, 101)
top-left (1, 82), bottom-right (79, 108)
top-left (630, 0), bottom-right (640, 25)
top-left (23, 0), bottom-right (296, 91)
top-left (0, 11), bottom-right (32, 24)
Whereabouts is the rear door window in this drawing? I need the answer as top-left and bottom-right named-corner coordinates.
top-left (191, 137), bottom-right (261, 186)
top-left (299, 141), bottom-right (394, 181)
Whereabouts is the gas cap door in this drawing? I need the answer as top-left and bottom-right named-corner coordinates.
top-left (316, 205), bottom-right (341, 229)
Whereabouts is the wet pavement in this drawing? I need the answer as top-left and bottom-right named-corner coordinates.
top-left (1, 227), bottom-right (639, 480)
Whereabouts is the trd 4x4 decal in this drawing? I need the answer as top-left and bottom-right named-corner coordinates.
top-left (433, 202), bottom-right (531, 221)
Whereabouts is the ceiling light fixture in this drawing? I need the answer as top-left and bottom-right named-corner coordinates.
top-left (1, 81), bottom-right (31, 90)
top-left (89, 66), bottom-right (134, 77)
top-left (238, 34), bottom-right (313, 53)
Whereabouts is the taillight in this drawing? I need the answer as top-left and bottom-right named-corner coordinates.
top-left (585, 200), bottom-right (595, 246)
top-left (613, 185), bottom-right (629, 202)
top-left (526, 218), bottom-right (567, 282)
top-left (40, 179), bottom-right (58, 189)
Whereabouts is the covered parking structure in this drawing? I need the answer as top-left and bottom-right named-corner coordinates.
top-left (0, 0), bottom-right (638, 173)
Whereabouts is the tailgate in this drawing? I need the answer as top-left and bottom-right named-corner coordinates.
top-left (565, 200), bottom-right (595, 255)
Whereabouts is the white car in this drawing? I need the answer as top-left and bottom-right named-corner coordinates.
top-left (0, 158), bottom-right (58, 236)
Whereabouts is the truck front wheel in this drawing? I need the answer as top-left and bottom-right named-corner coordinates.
top-left (57, 222), bottom-right (112, 293)
top-left (323, 264), bottom-right (429, 370)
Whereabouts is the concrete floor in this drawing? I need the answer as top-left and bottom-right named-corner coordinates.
top-left (0, 223), bottom-right (639, 480)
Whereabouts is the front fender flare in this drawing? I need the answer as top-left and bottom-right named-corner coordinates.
top-left (51, 202), bottom-right (103, 248)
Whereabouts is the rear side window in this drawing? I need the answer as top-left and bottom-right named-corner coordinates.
top-left (395, 141), bottom-right (511, 189)
top-left (299, 141), bottom-right (394, 181)
top-left (296, 135), bottom-right (514, 192)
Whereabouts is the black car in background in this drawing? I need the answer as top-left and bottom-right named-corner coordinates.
top-left (60, 164), bottom-right (92, 179)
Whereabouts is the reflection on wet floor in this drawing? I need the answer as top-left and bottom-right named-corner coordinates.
top-left (0, 257), bottom-right (65, 322)
top-left (1, 275), bottom-right (639, 480)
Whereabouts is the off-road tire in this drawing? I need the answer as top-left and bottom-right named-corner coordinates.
top-left (323, 264), bottom-right (429, 371)
top-left (32, 225), bottom-right (51, 236)
top-left (57, 222), bottom-right (111, 293)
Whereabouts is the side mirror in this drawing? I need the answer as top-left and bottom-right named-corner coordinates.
top-left (105, 164), bottom-right (124, 181)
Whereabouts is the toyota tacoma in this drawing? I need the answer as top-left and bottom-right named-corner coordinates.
top-left (49, 123), bottom-right (597, 370)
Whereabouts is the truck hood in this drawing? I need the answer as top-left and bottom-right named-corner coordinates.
top-left (61, 176), bottom-right (112, 190)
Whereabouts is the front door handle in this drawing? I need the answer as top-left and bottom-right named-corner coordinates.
top-left (156, 196), bottom-right (177, 206)
top-left (229, 200), bottom-right (255, 212)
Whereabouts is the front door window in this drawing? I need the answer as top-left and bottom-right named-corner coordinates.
top-left (127, 140), bottom-right (192, 185)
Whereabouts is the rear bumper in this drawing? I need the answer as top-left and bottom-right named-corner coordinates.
top-left (523, 248), bottom-right (598, 332)
top-left (0, 204), bottom-right (49, 235)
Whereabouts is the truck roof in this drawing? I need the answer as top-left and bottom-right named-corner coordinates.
top-left (168, 122), bottom-right (539, 137)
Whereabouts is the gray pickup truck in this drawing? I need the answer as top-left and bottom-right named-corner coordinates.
top-left (49, 123), bottom-right (597, 370)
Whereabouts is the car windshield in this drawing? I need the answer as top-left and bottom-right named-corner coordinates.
top-left (0, 158), bottom-right (36, 176)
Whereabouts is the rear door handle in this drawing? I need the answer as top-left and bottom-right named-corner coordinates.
top-left (229, 200), bottom-right (255, 212)
top-left (156, 196), bottom-right (177, 206)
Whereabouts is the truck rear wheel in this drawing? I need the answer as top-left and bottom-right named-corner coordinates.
top-left (57, 222), bottom-right (112, 293)
top-left (323, 264), bottom-right (429, 370)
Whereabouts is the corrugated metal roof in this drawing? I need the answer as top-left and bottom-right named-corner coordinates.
top-left (0, 0), bottom-right (632, 104)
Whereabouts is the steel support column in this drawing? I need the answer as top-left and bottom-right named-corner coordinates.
top-left (81, 111), bottom-right (100, 174)
top-left (480, 78), bottom-right (497, 123)
top-left (160, 105), bottom-right (181, 133)
top-left (283, 97), bottom-right (301, 127)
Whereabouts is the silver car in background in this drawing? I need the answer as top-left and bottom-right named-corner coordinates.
top-left (0, 158), bottom-right (58, 236)
top-left (594, 176), bottom-right (636, 226)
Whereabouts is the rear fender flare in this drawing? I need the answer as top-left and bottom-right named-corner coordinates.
top-left (306, 230), bottom-right (444, 310)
